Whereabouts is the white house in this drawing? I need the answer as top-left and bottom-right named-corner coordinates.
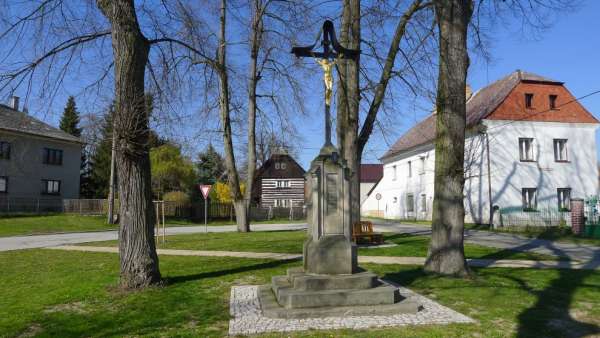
top-left (362, 70), bottom-right (599, 224)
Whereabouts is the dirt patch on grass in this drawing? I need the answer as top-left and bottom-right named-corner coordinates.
top-left (17, 323), bottom-right (43, 338)
top-left (44, 301), bottom-right (88, 314)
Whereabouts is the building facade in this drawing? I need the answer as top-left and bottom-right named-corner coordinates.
top-left (362, 71), bottom-right (599, 224)
top-left (0, 98), bottom-right (82, 200)
top-left (359, 164), bottom-right (383, 205)
top-left (251, 152), bottom-right (306, 207)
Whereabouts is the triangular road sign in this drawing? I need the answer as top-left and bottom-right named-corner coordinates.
top-left (199, 184), bottom-right (212, 200)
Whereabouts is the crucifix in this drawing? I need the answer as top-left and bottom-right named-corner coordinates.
top-left (292, 20), bottom-right (359, 147)
top-left (255, 20), bottom-right (420, 318)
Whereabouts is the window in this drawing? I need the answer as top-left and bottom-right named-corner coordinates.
top-left (557, 188), bottom-right (571, 211)
top-left (42, 179), bottom-right (61, 195)
top-left (519, 138), bottom-right (535, 161)
top-left (43, 148), bottom-right (63, 165)
top-left (549, 95), bottom-right (557, 109)
top-left (419, 157), bottom-right (425, 174)
top-left (525, 93), bottom-right (534, 108)
top-left (275, 162), bottom-right (281, 169)
top-left (554, 139), bottom-right (568, 162)
top-left (281, 163), bottom-right (287, 170)
top-left (392, 165), bottom-right (397, 181)
top-left (406, 194), bottom-right (414, 213)
top-left (0, 177), bottom-right (7, 193)
top-left (275, 199), bottom-right (289, 207)
top-left (420, 194), bottom-right (427, 212)
top-left (408, 161), bottom-right (412, 177)
top-left (0, 142), bottom-right (10, 159)
top-left (276, 180), bottom-right (290, 188)
top-left (522, 188), bottom-right (537, 211)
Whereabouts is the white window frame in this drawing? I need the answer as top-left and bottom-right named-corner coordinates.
top-left (553, 139), bottom-right (568, 162)
top-left (0, 176), bottom-right (7, 193)
top-left (406, 193), bottom-right (415, 213)
top-left (522, 188), bottom-right (537, 211)
top-left (42, 179), bottom-right (61, 195)
top-left (275, 162), bottom-right (281, 169)
top-left (275, 199), bottom-right (290, 207)
top-left (519, 138), bottom-right (535, 162)
top-left (557, 188), bottom-right (571, 211)
top-left (419, 157), bottom-right (425, 175)
top-left (408, 161), bottom-right (412, 178)
top-left (276, 180), bottom-right (290, 188)
top-left (420, 194), bottom-right (427, 212)
top-left (392, 165), bottom-right (397, 181)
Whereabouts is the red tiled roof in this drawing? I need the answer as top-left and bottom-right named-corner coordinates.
top-left (381, 70), bottom-right (598, 160)
top-left (360, 164), bottom-right (383, 183)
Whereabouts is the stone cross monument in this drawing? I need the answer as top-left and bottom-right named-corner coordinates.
top-left (258, 20), bottom-right (420, 319)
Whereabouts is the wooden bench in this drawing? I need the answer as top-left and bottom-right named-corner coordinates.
top-left (352, 221), bottom-right (384, 245)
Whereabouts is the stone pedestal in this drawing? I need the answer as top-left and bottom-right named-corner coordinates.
top-left (258, 144), bottom-right (421, 318)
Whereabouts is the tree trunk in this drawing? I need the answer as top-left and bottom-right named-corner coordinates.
top-left (336, 0), bottom-right (361, 228)
top-left (97, 0), bottom-right (161, 288)
top-left (244, 0), bottom-right (264, 228)
top-left (216, 0), bottom-right (249, 232)
top-left (424, 0), bottom-right (473, 276)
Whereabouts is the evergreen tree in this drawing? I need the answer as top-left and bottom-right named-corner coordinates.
top-left (59, 96), bottom-right (82, 137)
top-left (197, 144), bottom-right (226, 184)
top-left (89, 106), bottom-right (115, 198)
top-left (59, 96), bottom-right (90, 197)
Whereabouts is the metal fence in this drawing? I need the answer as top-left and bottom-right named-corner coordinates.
top-left (0, 197), bottom-right (306, 222)
top-left (585, 197), bottom-right (599, 225)
top-left (497, 207), bottom-right (571, 228)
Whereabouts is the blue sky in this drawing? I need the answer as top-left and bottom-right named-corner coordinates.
top-left (292, 1), bottom-right (600, 168)
top-left (6, 1), bottom-right (600, 171)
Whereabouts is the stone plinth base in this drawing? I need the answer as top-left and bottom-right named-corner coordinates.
top-left (259, 267), bottom-right (422, 319)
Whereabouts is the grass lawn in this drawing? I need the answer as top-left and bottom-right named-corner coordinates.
top-left (0, 214), bottom-right (305, 237)
top-left (1, 249), bottom-right (598, 337)
top-left (0, 215), bottom-right (116, 237)
top-left (84, 230), bottom-right (560, 261)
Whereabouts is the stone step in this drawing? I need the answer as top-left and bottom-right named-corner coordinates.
top-left (271, 275), bottom-right (291, 297)
top-left (290, 272), bottom-right (379, 291)
top-left (276, 285), bottom-right (400, 309)
top-left (258, 285), bottom-right (422, 319)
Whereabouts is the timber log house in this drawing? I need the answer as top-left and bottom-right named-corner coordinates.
top-left (251, 152), bottom-right (305, 207)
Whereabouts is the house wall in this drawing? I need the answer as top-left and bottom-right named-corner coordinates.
top-left (362, 144), bottom-right (435, 221)
top-left (0, 130), bottom-right (81, 199)
top-left (359, 182), bottom-right (375, 205)
top-left (361, 120), bottom-right (599, 224)
top-left (484, 120), bottom-right (598, 215)
top-left (260, 178), bottom-right (305, 207)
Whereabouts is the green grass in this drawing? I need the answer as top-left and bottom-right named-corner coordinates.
top-left (84, 230), bottom-right (560, 261)
top-left (1, 249), bottom-right (598, 337)
top-left (0, 214), bottom-right (305, 237)
top-left (0, 214), bottom-right (116, 237)
top-left (466, 224), bottom-right (600, 246)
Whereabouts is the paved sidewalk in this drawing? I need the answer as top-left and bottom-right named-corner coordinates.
top-left (0, 223), bottom-right (307, 252)
top-left (47, 245), bottom-right (600, 270)
top-left (372, 222), bottom-right (600, 266)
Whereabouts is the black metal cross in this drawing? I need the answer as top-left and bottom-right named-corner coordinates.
top-left (291, 20), bottom-right (359, 147)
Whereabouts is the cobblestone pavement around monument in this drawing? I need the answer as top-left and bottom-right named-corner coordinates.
top-left (228, 284), bottom-right (475, 335)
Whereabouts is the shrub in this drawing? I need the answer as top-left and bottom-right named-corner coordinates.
top-left (163, 191), bottom-right (190, 204)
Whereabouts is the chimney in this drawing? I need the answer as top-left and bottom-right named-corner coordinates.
top-left (466, 85), bottom-right (473, 101)
top-left (10, 96), bottom-right (19, 111)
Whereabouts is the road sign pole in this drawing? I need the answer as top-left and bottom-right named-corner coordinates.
top-left (199, 184), bottom-right (213, 234)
